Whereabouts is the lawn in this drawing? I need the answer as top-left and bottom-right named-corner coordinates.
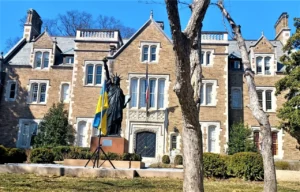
top-left (0, 173), bottom-right (300, 192)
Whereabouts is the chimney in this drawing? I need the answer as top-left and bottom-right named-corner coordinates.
top-left (23, 9), bottom-right (43, 42)
top-left (274, 12), bottom-right (290, 45)
top-left (156, 21), bottom-right (164, 30)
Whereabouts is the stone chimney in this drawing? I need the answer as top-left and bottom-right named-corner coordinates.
top-left (274, 12), bottom-right (290, 45)
top-left (156, 21), bottom-right (164, 30)
top-left (23, 9), bottom-right (43, 42)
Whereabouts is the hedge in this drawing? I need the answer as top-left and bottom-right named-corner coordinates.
top-left (174, 155), bottom-right (183, 165)
top-left (162, 155), bottom-right (170, 164)
top-left (30, 148), bottom-right (55, 163)
top-left (203, 153), bottom-right (227, 178)
top-left (0, 145), bottom-right (27, 164)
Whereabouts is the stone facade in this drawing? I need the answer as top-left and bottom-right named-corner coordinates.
top-left (0, 9), bottom-right (299, 162)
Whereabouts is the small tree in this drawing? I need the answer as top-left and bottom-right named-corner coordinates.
top-left (227, 122), bottom-right (256, 155)
top-left (33, 103), bottom-right (75, 148)
top-left (275, 18), bottom-right (300, 150)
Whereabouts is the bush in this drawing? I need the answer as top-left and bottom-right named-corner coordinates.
top-left (203, 153), bottom-right (227, 178)
top-left (0, 145), bottom-right (8, 164)
top-left (149, 162), bottom-right (173, 168)
top-left (30, 148), bottom-right (54, 163)
top-left (174, 155), bottom-right (183, 165)
top-left (52, 146), bottom-right (72, 161)
top-left (7, 148), bottom-right (27, 163)
top-left (162, 155), bottom-right (170, 164)
top-left (227, 152), bottom-right (263, 181)
top-left (275, 161), bottom-right (290, 170)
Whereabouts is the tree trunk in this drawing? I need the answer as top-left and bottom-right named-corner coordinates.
top-left (165, 0), bottom-right (210, 191)
top-left (215, 2), bottom-right (277, 191)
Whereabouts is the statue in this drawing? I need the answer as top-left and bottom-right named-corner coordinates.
top-left (103, 58), bottom-right (130, 136)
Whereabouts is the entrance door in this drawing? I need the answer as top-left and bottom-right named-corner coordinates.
top-left (136, 132), bottom-right (156, 157)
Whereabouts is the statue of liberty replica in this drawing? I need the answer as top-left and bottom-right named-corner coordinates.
top-left (103, 58), bottom-right (130, 136)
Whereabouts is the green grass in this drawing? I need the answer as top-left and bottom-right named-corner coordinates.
top-left (0, 173), bottom-right (300, 192)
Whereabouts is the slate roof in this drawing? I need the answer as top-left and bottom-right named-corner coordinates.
top-left (7, 42), bottom-right (32, 66)
top-left (52, 36), bottom-right (75, 54)
top-left (228, 39), bottom-right (285, 72)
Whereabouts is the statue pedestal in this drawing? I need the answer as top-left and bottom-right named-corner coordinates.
top-left (90, 136), bottom-right (128, 154)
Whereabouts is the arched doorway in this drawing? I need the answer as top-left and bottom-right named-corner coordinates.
top-left (136, 132), bottom-right (156, 157)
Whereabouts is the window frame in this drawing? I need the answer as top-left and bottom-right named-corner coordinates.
top-left (256, 87), bottom-right (276, 112)
top-left (129, 74), bottom-right (168, 110)
top-left (33, 50), bottom-right (51, 69)
top-left (84, 61), bottom-right (105, 86)
top-left (140, 42), bottom-right (160, 63)
top-left (200, 122), bottom-right (221, 153)
top-left (60, 82), bottom-right (70, 103)
top-left (231, 87), bottom-right (242, 109)
top-left (6, 80), bottom-right (17, 101)
top-left (200, 80), bottom-right (217, 106)
top-left (28, 80), bottom-right (49, 104)
top-left (255, 54), bottom-right (274, 75)
top-left (65, 56), bottom-right (74, 64)
top-left (201, 49), bottom-right (214, 67)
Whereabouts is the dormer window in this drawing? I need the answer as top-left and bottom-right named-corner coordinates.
top-left (255, 55), bottom-right (273, 75)
top-left (65, 56), bottom-right (74, 64)
top-left (34, 51), bottom-right (50, 69)
top-left (141, 42), bottom-right (160, 63)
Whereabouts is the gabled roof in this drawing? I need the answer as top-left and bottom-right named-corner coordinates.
top-left (249, 35), bottom-right (275, 48)
top-left (107, 18), bottom-right (172, 59)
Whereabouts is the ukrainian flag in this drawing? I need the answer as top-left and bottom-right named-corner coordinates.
top-left (93, 80), bottom-right (109, 135)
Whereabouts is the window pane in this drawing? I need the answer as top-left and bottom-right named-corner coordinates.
top-left (272, 132), bottom-right (278, 156)
top-left (39, 84), bottom-right (46, 102)
top-left (201, 52), bottom-right (204, 64)
top-left (62, 84), bottom-right (69, 102)
top-left (266, 91), bottom-right (272, 110)
top-left (95, 65), bottom-right (102, 85)
top-left (171, 135), bottom-right (177, 149)
top-left (78, 121), bottom-right (87, 147)
top-left (158, 79), bottom-right (165, 108)
top-left (200, 85), bottom-right (204, 104)
top-left (231, 89), bottom-right (241, 108)
top-left (139, 79), bottom-right (146, 107)
top-left (31, 83), bottom-right (38, 102)
top-left (130, 79), bottom-right (138, 107)
top-left (9, 83), bottom-right (16, 99)
top-left (234, 61), bottom-right (240, 69)
top-left (149, 79), bottom-right (156, 108)
top-left (35, 52), bottom-right (42, 68)
top-left (66, 56), bottom-right (74, 64)
top-left (206, 52), bottom-right (211, 65)
top-left (143, 46), bottom-right (149, 61)
top-left (150, 46), bottom-right (156, 61)
top-left (208, 126), bottom-right (216, 152)
top-left (206, 84), bottom-right (213, 104)
top-left (87, 65), bottom-right (93, 84)
top-left (257, 91), bottom-right (263, 107)
top-left (43, 52), bottom-right (49, 68)
top-left (265, 57), bottom-right (271, 75)
top-left (256, 57), bottom-right (262, 74)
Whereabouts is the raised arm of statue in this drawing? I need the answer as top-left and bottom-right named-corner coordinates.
top-left (103, 58), bottom-right (110, 82)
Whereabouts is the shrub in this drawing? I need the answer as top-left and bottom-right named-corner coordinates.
top-left (203, 153), bottom-right (227, 178)
top-left (162, 155), bottom-right (170, 164)
top-left (121, 153), bottom-right (131, 161)
top-left (275, 161), bottom-right (290, 170)
top-left (174, 155), bottom-right (183, 165)
top-left (227, 122), bottom-right (257, 155)
top-left (227, 152), bottom-right (263, 181)
top-left (52, 146), bottom-right (72, 161)
top-left (7, 148), bottom-right (27, 163)
top-left (149, 162), bottom-right (173, 168)
top-left (0, 145), bottom-right (8, 164)
top-left (130, 153), bottom-right (142, 161)
top-left (30, 148), bottom-right (54, 163)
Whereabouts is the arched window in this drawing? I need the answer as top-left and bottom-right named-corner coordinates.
top-left (150, 45), bottom-right (157, 62)
top-left (231, 88), bottom-right (242, 109)
top-left (43, 52), bottom-right (49, 68)
top-left (61, 83), bottom-right (70, 102)
top-left (77, 121), bottom-right (87, 147)
top-left (34, 52), bottom-right (42, 68)
top-left (265, 57), bottom-right (271, 75)
top-left (256, 57), bottom-right (263, 74)
top-left (142, 45), bottom-right (149, 62)
top-left (208, 125), bottom-right (216, 152)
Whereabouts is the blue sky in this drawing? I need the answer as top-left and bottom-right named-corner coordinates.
top-left (0, 0), bottom-right (299, 53)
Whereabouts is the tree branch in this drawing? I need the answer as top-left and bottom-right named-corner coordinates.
top-left (183, 0), bottom-right (210, 40)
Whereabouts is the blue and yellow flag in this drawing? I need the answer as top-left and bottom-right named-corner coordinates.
top-left (93, 80), bottom-right (109, 135)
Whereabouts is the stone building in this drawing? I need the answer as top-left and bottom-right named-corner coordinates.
top-left (0, 9), bottom-right (299, 163)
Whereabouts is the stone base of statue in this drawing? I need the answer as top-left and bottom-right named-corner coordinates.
top-left (90, 136), bottom-right (128, 154)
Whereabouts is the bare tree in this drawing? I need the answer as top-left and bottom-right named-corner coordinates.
top-left (4, 37), bottom-right (21, 53)
top-left (164, 0), bottom-right (210, 191)
top-left (57, 10), bottom-right (94, 36)
top-left (214, 1), bottom-right (277, 191)
top-left (96, 15), bottom-right (136, 38)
